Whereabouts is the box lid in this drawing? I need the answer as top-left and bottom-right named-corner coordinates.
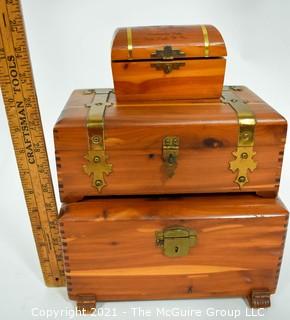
top-left (60, 194), bottom-right (288, 221)
top-left (111, 25), bottom-right (227, 61)
top-left (54, 86), bottom-right (286, 152)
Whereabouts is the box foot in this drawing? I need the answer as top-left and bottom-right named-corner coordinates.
top-left (76, 295), bottom-right (96, 314)
top-left (247, 289), bottom-right (271, 308)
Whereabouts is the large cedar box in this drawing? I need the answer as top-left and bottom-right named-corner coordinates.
top-left (59, 194), bottom-right (289, 311)
top-left (54, 86), bottom-right (287, 203)
top-left (111, 25), bottom-right (227, 102)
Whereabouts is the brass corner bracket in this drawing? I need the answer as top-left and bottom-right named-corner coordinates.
top-left (83, 90), bottom-right (113, 192)
top-left (222, 86), bottom-right (257, 188)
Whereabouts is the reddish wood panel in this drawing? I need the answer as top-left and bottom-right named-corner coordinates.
top-left (112, 58), bottom-right (226, 102)
top-left (59, 194), bottom-right (288, 303)
top-left (54, 86), bottom-right (287, 203)
top-left (111, 25), bottom-right (227, 102)
top-left (111, 25), bottom-right (227, 60)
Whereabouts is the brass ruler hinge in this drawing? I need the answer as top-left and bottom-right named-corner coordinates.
top-left (222, 86), bottom-right (257, 188)
top-left (83, 90), bottom-right (113, 192)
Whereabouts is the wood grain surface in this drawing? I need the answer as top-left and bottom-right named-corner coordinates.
top-left (111, 25), bottom-right (227, 60)
top-left (54, 86), bottom-right (287, 203)
top-left (112, 58), bottom-right (226, 102)
top-left (59, 194), bottom-right (288, 303)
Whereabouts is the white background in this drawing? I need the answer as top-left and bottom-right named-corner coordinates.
top-left (0, 0), bottom-right (290, 319)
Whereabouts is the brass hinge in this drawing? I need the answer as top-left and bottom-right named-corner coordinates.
top-left (222, 86), bottom-right (257, 188)
top-left (83, 90), bottom-right (113, 191)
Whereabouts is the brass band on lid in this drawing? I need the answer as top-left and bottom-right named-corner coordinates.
top-left (127, 27), bottom-right (133, 60)
top-left (201, 25), bottom-right (209, 57)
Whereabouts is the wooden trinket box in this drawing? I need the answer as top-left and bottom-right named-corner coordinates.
top-left (59, 194), bottom-right (289, 312)
top-left (55, 23), bottom-right (288, 312)
top-left (111, 25), bottom-right (227, 102)
top-left (54, 86), bottom-right (287, 203)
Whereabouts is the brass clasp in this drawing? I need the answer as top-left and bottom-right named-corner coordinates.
top-left (156, 226), bottom-right (197, 257)
top-left (151, 46), bottom-right (186, 74)
top-left (151, 45), bottom-right (186, 60)
top-left (162, 136), bottom-right (179, 178)
top-left (151, 61), bottom-right (185, 74)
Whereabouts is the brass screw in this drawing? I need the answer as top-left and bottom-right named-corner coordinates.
top-left (91, 135), bottom-right (102, 144)
top-left (238, 176), bottom-right (246, 183)
top-left (95, 180), bottom-right (103, 187)
top-left (165, 138), bottom-right (170, 145)
top-left (230, 86), bottom-right (242, 91)
top-left (168, 154), bottom-right (175, 165)
top-left (241, 152), bottom-right (248, 159)
top-left (83, 89), bottom-right (95, 95)
top-left (94, 156), bottom-right (100, 163)
top-left (242, 132), bottom-right (250, 141)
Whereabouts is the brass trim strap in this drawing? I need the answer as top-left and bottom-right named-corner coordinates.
top-left (127, 27), bottom-right (133, 60)
top-left (83, 90), bottom-right (113, 191)
top-left (222, 87), bottom-right (257, 188)
top-left (222, 88), bottom-right (256, 147)
top-left (201, 25), bottom-right (209, 57)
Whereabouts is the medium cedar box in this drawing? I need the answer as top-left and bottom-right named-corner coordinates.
top-left (59, 194), bottom-right (289, 311)
top-left (54, 86), bottom-right (287, 203)
top-left (111, 25), bottom-right (227, 102)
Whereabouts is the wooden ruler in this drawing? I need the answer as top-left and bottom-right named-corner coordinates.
top-left (0, 0), bottom-right (65, 286)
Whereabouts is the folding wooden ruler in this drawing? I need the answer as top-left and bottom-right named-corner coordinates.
top-left (0, 0), bottom-right (65, 286)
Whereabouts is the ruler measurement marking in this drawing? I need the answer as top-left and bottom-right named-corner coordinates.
top-left (0, 28), bottom-right (41, 214)
top-left (1, 35), bottom-right (61, 283)
top-left (2, 12), bottom-right (6, 27)
top-left (0, 0), bottom-right (64, 286)
top-left (7, 18), bottom-right (59, 279)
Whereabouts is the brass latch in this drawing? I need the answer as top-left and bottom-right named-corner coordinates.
top-left (83, 90), bottom-right (113, 192)
top-left (151, 46), bottom-right (186, 74)
top-left (222, 86), bottom-right (257, 188)
top-left (151, 62), bottom-right (185, 74)
top-left (156, 226), bottom-right (197, 257)
top-left (162, 136), bottom-right (179, 178)
top-left (151, 45), bottom-right (186, 60)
